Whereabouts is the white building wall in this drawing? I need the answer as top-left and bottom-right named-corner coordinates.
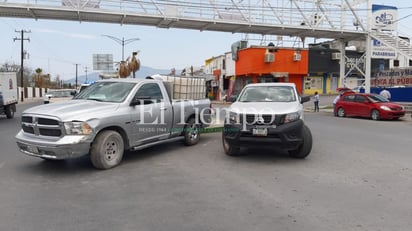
top-left (389, 55), bottom-right (410, 69)
top-left (215, 55), bottom-right (226, 101)
top-left (17, 87), bottom-right (47, 100)
top-left (27, 87), bottom-right (33, 98)
top-left (225, 52), bottom-right (235, 76)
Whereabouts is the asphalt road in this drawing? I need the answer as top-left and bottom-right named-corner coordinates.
top-left (1, 101), bottom-right (411, 231)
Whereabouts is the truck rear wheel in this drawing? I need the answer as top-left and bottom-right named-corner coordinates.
top-left (183, 118), bottom-right (200, 146)
top-left (222, 132), bottom-right (240, 156)
top-left (91, 130), bottom-right (124, 170)
top-left (5, 105), bottom-right (14, 119)
top-left (289, 124), bottom-right (312, 159)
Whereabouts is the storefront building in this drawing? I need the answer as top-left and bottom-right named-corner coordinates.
top-left (205, 41), bottom-right (391, 100)
top-left (232, 46), bottom-right (308, 97)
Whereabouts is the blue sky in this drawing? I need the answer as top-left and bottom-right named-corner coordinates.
top-left (1, 1), bottom-right (412, 80)
top-left (0, 18), bottom-right (242, 80)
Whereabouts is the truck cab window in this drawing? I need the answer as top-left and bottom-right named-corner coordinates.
top-left (135, 83), bottom-right (164, 103)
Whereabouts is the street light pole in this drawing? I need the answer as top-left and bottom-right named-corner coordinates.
top-left (101, 35), bottom-right (140, 61)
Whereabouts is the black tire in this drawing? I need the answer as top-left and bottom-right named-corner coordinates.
top-left (222, 132), bottom-right (240, 156)
top-left (5, 105), bottom-right (14, 119)
top-left (337, 107), bottom-right (345, 117)
top-left (183, 118), bottom-right (200, 146)
top-left (371, 109), bottom-right (380, 121)
top-left (289, 124), bottom-right (313, 159)
top-left (90, 130), bottom-right (124, 170)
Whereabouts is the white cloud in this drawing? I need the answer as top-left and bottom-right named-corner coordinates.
top-left (34, 28), bottom-right (96, 39)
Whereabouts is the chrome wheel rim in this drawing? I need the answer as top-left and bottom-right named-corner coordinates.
top-left (104, 136), bottom-right (121, 162)
top-left (372, 111), bottom-right (379, 120)
top-left (338, 108), bottom-right (344, 117)
top-left (188, 124), bottom-right (199, 141)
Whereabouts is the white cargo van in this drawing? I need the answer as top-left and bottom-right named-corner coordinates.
top-left (0, 72), bottom-right (18, 119)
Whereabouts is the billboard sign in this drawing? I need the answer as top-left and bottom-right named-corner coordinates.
top-left (93, 54), bottom-right (114, 71)
top-left (371, 39), bottom-right (396, 59)
top-left (371, 68), bottom-right (412, 87)
top-left (372, 4), bottom-right (397, 31)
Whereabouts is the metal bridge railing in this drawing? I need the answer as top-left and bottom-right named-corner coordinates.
top-left (2, 0), bottom-right (368, 33)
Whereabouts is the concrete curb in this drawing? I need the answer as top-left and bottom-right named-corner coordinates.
top-left (200, 126), bottom-right (223, 133)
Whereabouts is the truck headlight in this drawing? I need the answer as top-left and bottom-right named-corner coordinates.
top-left (64, 122), bottom-right (92, 135)
top-left (228, 112), bottom-right (241, 124)
top-left (284, 112), bottom-right (300, 124)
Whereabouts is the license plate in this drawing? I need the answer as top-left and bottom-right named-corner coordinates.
top-left (27, 146), bottom-right (39, 154)
top-left (252, 128), bottom-right (267, 136)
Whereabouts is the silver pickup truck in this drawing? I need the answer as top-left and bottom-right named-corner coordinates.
top-left (16, 78), bottom-right (211, 169)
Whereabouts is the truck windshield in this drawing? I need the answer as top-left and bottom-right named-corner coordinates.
top-left (238, 86), bottom-right (296, 102)
top-left (73, 82), bottom-right (136, 103)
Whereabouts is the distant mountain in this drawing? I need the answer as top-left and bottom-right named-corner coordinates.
top-left (65, 66), bottom-right (176, 84)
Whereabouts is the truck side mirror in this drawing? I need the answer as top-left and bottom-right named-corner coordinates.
top-left (300, 95), bottom-right (310, 104)
top-left (130, 96), bottom-right (153, 106)
top-left (229, 95), bottom-right (237, 102)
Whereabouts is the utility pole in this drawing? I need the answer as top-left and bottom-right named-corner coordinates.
top-left (13, 29), bottom-right (31, 102)
top-left (84, 66), bottom-right (88, 82)
top-left (75, 64), bottom-right (79, 89)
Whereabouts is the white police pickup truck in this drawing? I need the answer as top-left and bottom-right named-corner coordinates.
top-left (16, 77), bottom-right (211, 169)
top-left (222, 82), bottom-right (312, 158)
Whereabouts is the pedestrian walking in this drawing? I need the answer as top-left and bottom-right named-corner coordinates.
top-left (379, 87), bottom-right (391, 101)
top-left (333, 93), bottom-right (341, 116)
top-left (314, 91), bottom-right (319, 112)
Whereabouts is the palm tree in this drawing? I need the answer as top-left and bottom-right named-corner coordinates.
top-left (35, 68), bottom-right (43, 87)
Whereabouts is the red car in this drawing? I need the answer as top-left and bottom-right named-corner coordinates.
top-left (335, 93), bottom-right (405, 120)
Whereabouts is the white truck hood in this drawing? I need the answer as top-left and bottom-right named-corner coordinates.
top-left (229, 101), bottom-right (302, 115)
top-left (23, 100), bottom-right (120, 121)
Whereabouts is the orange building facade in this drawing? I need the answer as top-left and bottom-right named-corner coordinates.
top-left (231, 46), bottom-right (308, 96)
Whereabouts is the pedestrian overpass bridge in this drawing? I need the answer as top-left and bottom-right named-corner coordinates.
top-left (1, 0), bottom-right (412, 91)
top-left (0, 0), bottom-right (369, 40)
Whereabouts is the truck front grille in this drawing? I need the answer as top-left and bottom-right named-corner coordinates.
top-left (21, 116), bottom-right (63, 137)
top-left (244, 114), bottom-right (286, 126)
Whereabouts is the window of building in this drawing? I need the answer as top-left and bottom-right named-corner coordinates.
top-left (304, 77), bottom-right (322, 90)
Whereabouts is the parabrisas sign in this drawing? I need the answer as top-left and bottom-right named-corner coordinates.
top-left (372, 4), bottom-right (397, 31)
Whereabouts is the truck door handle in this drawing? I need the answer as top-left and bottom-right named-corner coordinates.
top-left (160, 107), bottom-right (168, 111)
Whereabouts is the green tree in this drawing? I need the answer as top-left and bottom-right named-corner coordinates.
top-left (34, 68), bottom-right (43, 87)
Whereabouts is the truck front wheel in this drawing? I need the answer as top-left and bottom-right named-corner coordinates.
top-left (5, 105), bottom-right (15, 119)
top-left (183, 118), bottom-right (200, 146)
top-left (222, 132), bottom-right (240, 156)
top-left (289, 124), bottom-right (312, 159)
top-left (91, 130), bottom-right (124, 170)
